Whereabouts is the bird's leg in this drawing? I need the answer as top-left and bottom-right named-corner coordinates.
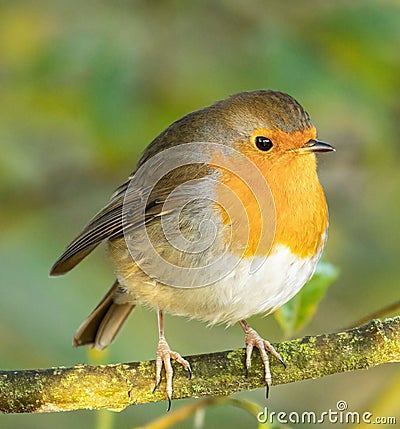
top-left (239, 319), bottom-right (286, 398)
top-left (153, 309), bottom-right (192, 411)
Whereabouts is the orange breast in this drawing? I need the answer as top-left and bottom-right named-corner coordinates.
top-left (263, 154), bottom-right (328, 258)
top-left (212, 132), bottom-right (329, 259)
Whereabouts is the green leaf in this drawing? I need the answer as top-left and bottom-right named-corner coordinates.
top-left (274, 261), bottom-right (339, 337)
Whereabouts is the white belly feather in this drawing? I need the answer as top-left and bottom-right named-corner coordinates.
top-left (114, 243), bottom-right (323, 325)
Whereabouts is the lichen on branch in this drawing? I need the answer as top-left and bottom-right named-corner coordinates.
top-left (0, 317), bottom-right (399, 414)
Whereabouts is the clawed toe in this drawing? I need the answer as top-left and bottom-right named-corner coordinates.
top-left (154, 310), bottom-right (191, 410)
top-left (154, 335), bottom-right (191, 410)
top-left (239, 320), bottom-right (286, 397)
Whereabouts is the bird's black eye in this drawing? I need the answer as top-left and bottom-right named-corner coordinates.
top-left (255, 136), bottom-right (273, 151)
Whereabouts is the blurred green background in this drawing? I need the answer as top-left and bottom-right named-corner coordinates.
top-left (1, 1), bottom-right (399, 428)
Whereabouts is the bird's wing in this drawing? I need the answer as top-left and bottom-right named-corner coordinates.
top-left (50, 180), bottom-right (129, 275)
top-left (50, 163), bottom-right (213, 276)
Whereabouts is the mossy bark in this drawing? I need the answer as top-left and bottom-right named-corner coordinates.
top-left (1, 317), bottom-right (399, 414)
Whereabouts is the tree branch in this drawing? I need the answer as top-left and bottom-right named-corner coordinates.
top-left (1, 317), bottom-right (399, 414)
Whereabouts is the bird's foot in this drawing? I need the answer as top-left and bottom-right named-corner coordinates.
top-left (153, 335), bottom-right (192, 411)
top-left (239, 320), bottom-right (286, 398)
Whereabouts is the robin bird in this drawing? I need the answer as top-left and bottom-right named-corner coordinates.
top-left (50, 90), bottom-right (334, 409)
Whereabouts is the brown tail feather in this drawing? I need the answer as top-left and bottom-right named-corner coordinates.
top-left (73, 280), bottom-right (135, 350)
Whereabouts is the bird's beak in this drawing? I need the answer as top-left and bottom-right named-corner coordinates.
top-left (298, 139), bottom-right (335, 154)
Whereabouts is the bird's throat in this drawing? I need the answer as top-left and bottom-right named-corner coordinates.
top-left (214, 152), bottom-right (329, 259)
